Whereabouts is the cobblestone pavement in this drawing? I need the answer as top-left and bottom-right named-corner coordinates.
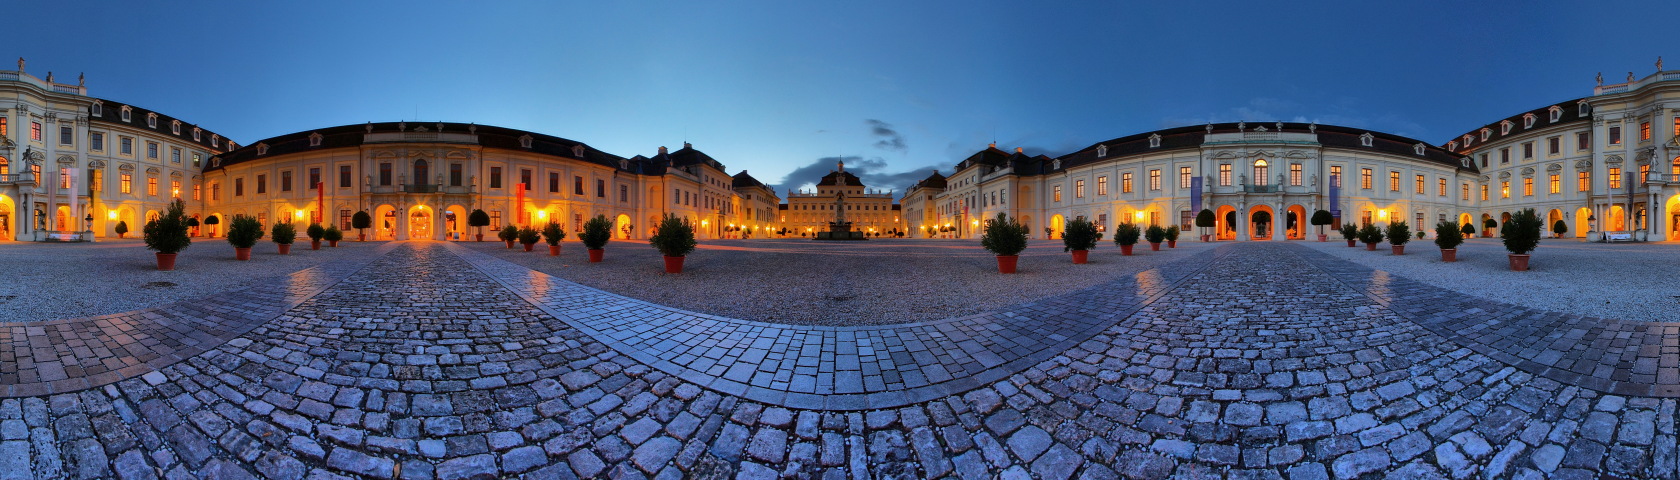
top-left (2, 241), bottom-right (1677, 479)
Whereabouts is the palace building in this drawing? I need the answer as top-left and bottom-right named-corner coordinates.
top-left (5, 59), bottom-right (1680, 243)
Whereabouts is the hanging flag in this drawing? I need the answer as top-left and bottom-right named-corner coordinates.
top-left (515, 183), bottom-right (526, 226)
top-left (1190, 176), bottom-right (1202, 213)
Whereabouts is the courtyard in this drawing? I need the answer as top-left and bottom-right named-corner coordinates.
top-left (0, 237), bottom-right (1676, 479)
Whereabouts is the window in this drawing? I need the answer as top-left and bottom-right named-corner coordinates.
top-left (1149, 169), bottom-right (1161, 190)
top-left (120, 108), bottom-right (131, 122)
top-left (1548, 137), bottom-right (1559, 155)
top-left (30, 164), bottom-right (39, 184)
top-left (1330, 166), bottom-right (1342, 187)
top-left (1253, 160), bottom-right (1269, 185)
top-left (1415, 175), bottom-right (1425, 194)
top-left (171, 180), bottom-right (180, 198)
top-left (1096, 176), bottom-right (1108, 196)
top-left (1180, 167), bottom-right (1193, 188)
top-left (1641, 122), bottom-right (1651, 141)
top-left (90, 132), bottom-right (103, 151)
top-left (450, 163), bottom-right (462, 186)
top-left (30, 122), bottom-right (42, 141)
top-left (1075, 179), bottom-right (1085, 198)
top-left (1549, 174), bottom-right (1560, 194)
top-left (340, 210), bottom-right (352, 231)
top-left (147, 177), bottom-right (158, 196)
top-left (1053, 185), bottom-right (1062, 202)
top-left (120, 173), bottom-right (132, 194)
top-left (1500, 148), bottom-right (1509, 164)
top-left (59, 126), bottom-right (72, 145)
top-left (58, 168), bottom-right (70, 189)
top-left (1461, 183), bottom-right (1469, 201)
top-left (1609, 126), bottom-right (1622, 145)
top-left (1578, 171), bottom-right (1590, 192)
top-left (1523, 178), bottom-right (1533, 196)
top-left (1360, 168), bottom-right (1372, 189)
top-left (1122, 172), bottom-right (1134, 193)
top-left (380, 163), bottom-right (393, 186)
top-left (491, 211), bottom-right (501, 230)
top-left (236, 178), bottom-right (245, 197)
top-left (146, 114), bottom-right (157, 129)
top-left (1219, 164), bottom-right (1231, 186)
top-left (191, 154), bottom-right (201, 167)
top-left (1577, 132), bottom-right (1591, 151)
top-left (338, 165), bottom-right (352, 188)
top-left (147, 142), bottom-right (158, 159)
top-left (1480, 154), bottom-right (1488, 168)
top-left (1290, 164), bottom-right (1302, 186)
top-left (574, 176), bottom-right (584, 195)
top-left (1389, 171), bottom-right (1400, 192)
top-left (520, 169), bottom-right (532, 189)
top-left (0, 118), bottom-right (6, 136)
top-left (1522, 143), bottom-right (1532, 159)
top-left (596, 179), bottom-right (605, 198)
top-left (308, 168), bottom-right (320, 189)
top-left (256, 174), bottom-right (267, 194)
top-left (1609, 168), bottom-right (1621, 189)
top-left (1500, 181), bottom-right (1509, 199)
top-left (619, 185), bottom-right (628, 203)
top-left (281, 171), bottom-right (293, 192)
top-left (1438, 178), bottom-right (1447, 196)
top-left (548, 172), bottom-right (560, 192)
top-left (673, 188), bottom-right (680, 204)
top-left (192, 183), bottom-right (200, 200)
top-left (489, 167), bottom-right (502, 189)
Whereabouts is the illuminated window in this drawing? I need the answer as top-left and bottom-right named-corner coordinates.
top-left (1149, 169), bottom-right (1161, 190)
top-left (1075, 179), bottom-right (1085, 198)
top-left (1500, 181), bottom-right (1509, 199)
top-left (1577, 132), bottom-right (1591, 150)
top-left (1180, 166), bottom-right (1193, 188)
top-left (1522, 178), bottom-right (1533, 196)
top-left (120, 173), bottom-right (132, 194)
top-left (1330, 165), bottom-right (1342, 187)
top-left (1578, 171), bottom-right (1590, 191)
top-left (1360, 168), bottom-right (1372, 189)
top-left (1290, 163), bottom-right (1302, 186)
top-left (1218, 164), bottom-right (1231, 186)
top-left (192, 153), bottom-right (201, 167)
top-left (1122, 172), bottom-right (1134, 193)
top-left (60, 168), bottom-right (70, 189)
top-left (1641, 122), bottom-right (1651, 140)
top-left (1096, 176), bottom-right (1108, 196)
top-left (1388, 171), bottom-right (1399, 192)
top-left (1480, 184), bottom-right (1488, 201)
top-left (30, 122), bottom-right (42, 141)
top-left (1253, 160), bottom-right (1268, 185)
top-left (0, 118), bottom-right (6, 136)
top-left (1549, 174), bottom-right (1560, 194)
top-left (1415, 174), bottom-right (1425, 194)
top-left (1438, 178), bottom-right (1447, 196)
top-left (192, 183), bottom-right (201, 200)
top-left (147, 177), bottom-right (158, 196)
top-left (171, 180), bottom-right (181, 198)
top-left (1461, 183), bottom-right (1469, 201)
top-left (1609, 168), bottom-right (1621, 189)
top-left (30, 164), bottom-right (40, 184)
top-left (0, 156), bottom-right (7, 176)
top-left (1053, 185), bottom-right (1062, 202)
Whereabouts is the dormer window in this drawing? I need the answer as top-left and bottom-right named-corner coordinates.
top-left (1149, 133), bottom-right (1162, 148)
top-left (1462, 134), bottom-right (1474, 147)
top-left (1359, 132), bottom-right (1374, 147)
top-left (519, 134), bottom-right (533, 149)
top-left (90, 101), bottom-right (102, 116)
top-left (1096, 145), bottom-right (1107, 157)
top-left (1462, 158), bottom-right (1471, 168)
top-left (256, 143), bottom-right (269, 156)
top-left (572, 145), bottom-right (586, 158)
top-left (309, 132), bottom-right (323, 147)
top-left (1052, 159), bottom-right (1061, 170)
top-left (1522, 114), bottom-right (1536, 129)
top-left (120, 106), bottom-right (132, 122)
top-left (227, 141), bottom-right (236, 150)
top-left (1447, 141), bottom-right (1458, 151)
top-left (1578, 100), bottom-right (1591, 117)
top-left (146, 113), bottom-right (158, 129)
top-left (211, 134), bottom-right (219, 148)
top-left (1499, 120), bottom-right (1513, 135)
top-left (192, 127), bottom-right (202, 141)
top-left (1414, 143), bottom-right (1427, 156)
top-left (1548, 106), bottom-right (1563, 123)
top-left (171, 120), bottom-right (181, 135)
top-left (1480, 128), bottom-right (1492, 141)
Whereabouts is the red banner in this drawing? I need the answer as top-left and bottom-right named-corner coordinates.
top-left (316, 182), bottom-right (324, 223)
top-left (515, 183), bottom-right (525, 226)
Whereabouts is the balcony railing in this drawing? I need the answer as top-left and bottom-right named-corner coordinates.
top-left (0, 173), bottom-right (34, 185)
top-left (1242, 184), bottom-right (1280, 193)
top-left (403, 184), bottom-right (439, 193)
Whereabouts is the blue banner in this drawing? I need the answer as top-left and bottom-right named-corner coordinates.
top-left (1190, 176), bottom-right (1202, 213)
top-left (1329, 179), bottom-right (1340, 218)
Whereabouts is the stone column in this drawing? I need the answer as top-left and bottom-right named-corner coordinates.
top-left (1235, 204), bottom-right (1250, 241)
top-left (1273, 204), bottom-right (1287, 241)
top-left (396, 203), bottom-right (408, 241)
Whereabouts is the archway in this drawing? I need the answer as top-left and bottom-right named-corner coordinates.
top-left (1607, 206), bottom-right (1626, 231)
top-left (408, 205), bottom-right (433, 240)
top-left (616, 214), bottom-right (633, 240)
top-left (56, 206), bottom-right (72, 233)
top-left (204, 213), bottom-right (222, 238)
top-left (1575, 208), bottom-right (1592, 237)
top-left (374, 205), bottom-right (397, 240)
top-left (1020, 215), bottom-right (1034, 238)
top-left (0, 194), bottom-right (13, 240)
top-left (1546, 209), bottom-right (1563, 238)
top-left (1666, 195), bottom-right (1680, 241)
top-left (1286, 205), bottom-right (1307, 240)
top-left (445, 204), bottom-right (468, 241)
top-left (1249, 205), bottom-right (1274, 240)
top-left (1213, 206), bottom-right (1236, 240)
top-left (1049, 214), bottom-right (1065, 239)
top-left (1458, 213), bottom-right (1472, 230)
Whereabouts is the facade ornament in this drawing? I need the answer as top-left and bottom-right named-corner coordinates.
top-left (1659, 56), bottom-right (1665, 71)
top-left (1309, 122), bottom-right (1317, 133)
top-left (76, 115), bottom-right (88, 126)
top-left (1596, 72), bottom-right (1603, 86)
top-left (1276, 122), bottom-right (1283, 131)
top-left (365, 122), bottom-right (373, 133)
top-left (436, 123), bottom-right (443, 132)
top-left (78, 73), bottom-right (84, 86)
top-left (1205, 123), bottom-right (1213, 134)
top-left (398, 121), bottom-right (406, 131)
top-left (45, 72), bottom-right (53, 83)
top-left (1628, 72), bottom-right (1636, 83)
top-left (16, 57), bottom-right (22, 72)
top-left (1238, 121), bottom-right (1246, 132)
top-left (1254, 125), bottom-right (1268, 132)
top-left (468, 123), bottom-right (477, 134)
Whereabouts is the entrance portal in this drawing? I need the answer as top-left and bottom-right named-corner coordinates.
top-left (409, 207), bottom-right (432, 240)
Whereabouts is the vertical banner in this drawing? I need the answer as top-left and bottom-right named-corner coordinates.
top-left (1190, 176), bottom-right (1202, 213)
top-left (316, 182), bottom-right (324, 223)
top-left (1329, 181), bottom-right (1340, 218)
top-left (515, 183), bottom-right (526, 226)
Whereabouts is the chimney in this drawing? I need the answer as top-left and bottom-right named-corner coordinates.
top-left (658, 146), bottom-right (667, 154)
top-left (683, 142), bottom-right (692, 149)
top-left (988, 142), bottom-right (996, 149)
top-left (1015, 147), bottom-right (1023, 153)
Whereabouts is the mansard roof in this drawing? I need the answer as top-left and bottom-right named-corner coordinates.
top-left (732, 170), bottom-right (769, 189)
top-left (1056, 122), bottom-right (1472, 173)
top-left (88, 97), bottom-right (229, 152)
top-left (1443, 98), bottom-right (1590, 155)
top-left (666, 143), bottom-right (727, 171)
top-left (205, 121), bottom-right (627, 172)
top-left (817, 170), bottom-right (864, 187)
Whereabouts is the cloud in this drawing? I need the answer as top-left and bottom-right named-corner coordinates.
top-left (771, 156), bottom-right (940, 197)
top-left (866, 119), bottom-right (907, 152)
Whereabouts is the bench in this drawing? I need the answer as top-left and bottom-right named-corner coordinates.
top-left (1606, 232), bottom-right (1632, 243)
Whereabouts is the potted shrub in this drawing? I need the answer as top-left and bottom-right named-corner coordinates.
top-left (650, 214), bottom-right (698, 273)
top-left (542, 221), bottom-right (566, 256)
top-left (980, 213), bottom-right (1028, 273)
top-left (1460, 222), bottom-right (1475, 238)
top-left (1502, 208), bottom-right (1543, 271)
top-left (1357, 224), bottom-right (1383, 251)
top-left (271, 222), bottom-right (297, 255)
top-left (1385, 220), bottom-right (1410, 255)
top-left (1340, 224), bottom-right (1358, 247)
top-left (203, 215), bottom-right (220, 238)
top-left (1195, 209), bottom-right (1215, 242)
top-left (306, 223), bottom-right (325, 250)
top-left (1062, 217), bottom-right (1100, 264)
top-left (142, 199), bottom-right (192, 270)
top-left (1310, 210), bottom-right (1333, 242)
top-left (323, 225), bottom-right (343, 247)
top-left (186, 217), bottom-right (200, 237)
top-left (467, 209), bottom-right (490, 241)
top-left (1165, 225), bottom-right (1180, 248)
top-left (516, 226), bottom-right (540, 251)
top-left (1043, 227), bottom-right (1053, 240)
top-left (1551, 219), bottom-right (1568, 239)
top-left (498, 225), bottom-right (519, 248)
top-left (1144, 225), bottom-right (1167, 251)
top-left (227, 216), bottom-right (264, 260)
top-left (351, 211), bottom-right (371, 241)
top-left (1112, 223), bottom-right (1141, 256)
top-left (1434, 220), bottom-right (1463, 262)
top-left (114, 220), bottom-right (129, 239)
top-left (1483, 218), bottom-right (1497, 238)
top-left (581, 215), bottom-right (613, 262)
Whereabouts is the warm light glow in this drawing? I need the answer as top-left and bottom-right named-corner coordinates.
top-left (106, 211), bottom-right (118, 220)
top-left (294, 210), bottom-right (306, 219)
top-left (171, 187), bottom-right (180, 198)
top-left (537, 210), bottom-right (548, 220)
top-left (701, 220), bottom-right (709, 226)
top-left (1378, 210), bottom-right (1387, 218)
top-left (1134, 211), bottom-right (1145, 220)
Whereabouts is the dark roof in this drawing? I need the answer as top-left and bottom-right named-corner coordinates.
top-left (732, 170), bottom-right (769, 189)
top-left (1056, 122), bottom-right (1472, 173)
top-left (817, 170), bottom-right (864, 187)
top-left (913, 170), bottom-right (947, 189)
top-left (87, 98), bottom-right (230, 153)
top-left (667, 143), bottom-right (727, 171)
top-left (1443, 98), bottom-right (1590, 155)
top-left (206, 121), bottom-right (628, 173)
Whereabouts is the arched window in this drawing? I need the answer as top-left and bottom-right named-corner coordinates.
top-left (413, 159), bottom-right (429, 185)
top-left (1253, 159), bottom-right (1269, 185)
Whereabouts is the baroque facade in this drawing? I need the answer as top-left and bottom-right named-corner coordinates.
top-left (778, 161), bottom-right (902, 237)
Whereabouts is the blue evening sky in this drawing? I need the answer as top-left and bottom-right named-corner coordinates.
top-left (12, 1), bottom-right (1678, 195)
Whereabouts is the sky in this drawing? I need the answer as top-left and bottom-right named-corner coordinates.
top-left (11, 1), bottom-right (1679, 197)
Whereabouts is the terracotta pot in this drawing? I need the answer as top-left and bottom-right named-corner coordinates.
top-left (118, 233), bottom-right (126, 239)
top-left (156, 253), bottom-right (177, 271)
top-left (1149, 242), bottom-right (1161, 251)
top-left (549, 245), bottom-right (560, 256)
top-left (235, 247), bottom-right (251, 261)
top-left (505, 240), bottom-right (515, 249)
top-left (1346, 239), bottom-right (1356, 247)
top-left (359, 233), bottom-right (366, 241)
top-left (476, 234), bottom-right (483, 242)
top-left (1391, 245), bottom-right (1405, 255)
top-left (1201, 234), bottom-right (1210, 242)
top-left (522, 243), bottom-right (535, 252)
top-left (588, 249), bottom-right (604, 263)
top-left (1167, 240), bottom-right (1176, 248)
top-left (278, 243), bottom-right (291, 255)
top-left (1508, 254), bottom-right (1530, 271)
top-left (1120, 244), bottom-right (1134, 256)
top-left (995, 255), bottom-right (1018, 274)
top-left (329, 240), bottom-right (338, 247)
top-left (1364, 243), bottom-right (1376, 251)
top-left (1070, 250), bottom-right (1089, 264)
top-left (664, 255), bottom-right (685, 274)
top-left (311, 240), bottom-right (321, 250)
top-left (1440, 248), bottom-right (1456, 262)
top-left (1318, 234), bottom-right (1328, 242)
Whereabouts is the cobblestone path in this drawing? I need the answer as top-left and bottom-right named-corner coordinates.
top-left (0, 241), bottom-right (1675, 479)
